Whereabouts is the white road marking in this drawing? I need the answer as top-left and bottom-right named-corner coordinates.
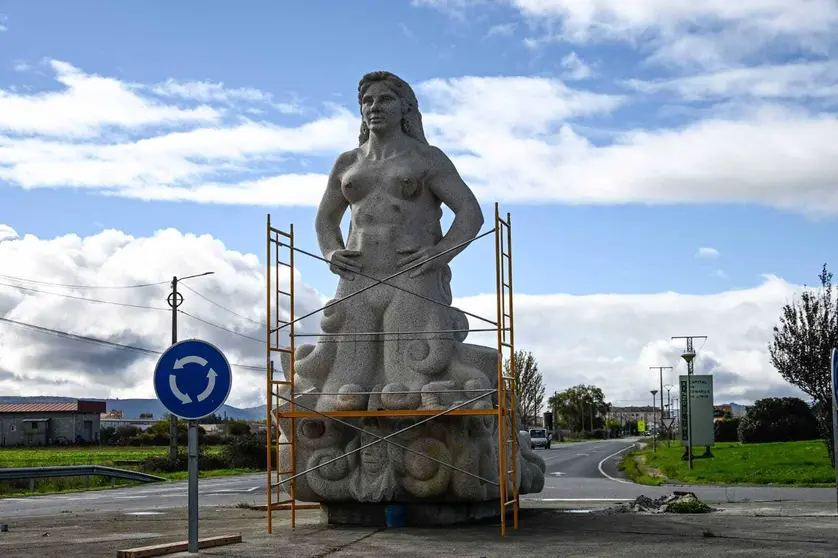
top-left (597, 443), bottom-right (637, 484)
top-left (525, 498), bottom-right (630, 502)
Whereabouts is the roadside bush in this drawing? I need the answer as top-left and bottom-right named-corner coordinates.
top-left (584, 429), bottom-right (605, 440)
top-left (714, 418), bottom-right (740, 442)
top-left (139, 451), bottom-right (230, 473)
top-left (738, 397), bottom-right (820, 444)
top-left (221, 433), bottom-right (276, 469)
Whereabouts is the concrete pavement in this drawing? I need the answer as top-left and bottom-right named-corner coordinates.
top-left (2, 504), bottom-right (838, 558)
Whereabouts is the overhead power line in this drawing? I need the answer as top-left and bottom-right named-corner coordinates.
top-left (179, 283), bottom-right (267, 327)
top-left (0, 316), bottom-right (264, 372)
top-left (0, 273), bottom-right (169, 290)
top-left (0, 281), bottom-right (169, 311)
top-left (179, 310), bottom-right (265, 344)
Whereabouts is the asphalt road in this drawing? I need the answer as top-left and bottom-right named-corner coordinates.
top-left (524, 438), bottom-right (837, 505)
top-left (2, 438), bottom-right (835, 520)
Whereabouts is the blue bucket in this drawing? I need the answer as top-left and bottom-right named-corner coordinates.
top-left (385, 504), bottom-right (406, 528)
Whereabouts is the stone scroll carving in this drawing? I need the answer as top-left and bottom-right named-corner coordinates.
top-left (275, 71), bottom-right (545, 504)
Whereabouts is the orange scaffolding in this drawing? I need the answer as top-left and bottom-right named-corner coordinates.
top-left (265, 202), bottom-right (518, 536)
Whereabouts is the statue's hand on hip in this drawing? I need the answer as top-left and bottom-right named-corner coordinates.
top-left (397, 245), bottom-right (444, 278)
top-left (326, 249), bottom-right (362, 280)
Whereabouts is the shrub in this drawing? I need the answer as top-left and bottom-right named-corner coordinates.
top-left (139, 451), bottom-right (230, 473)
top-left (738, 397), bottom-right (821, 444)
top-left (714, 418), bottom-right (740, 442)
top-left (222, 433), bottom-right (275, 470)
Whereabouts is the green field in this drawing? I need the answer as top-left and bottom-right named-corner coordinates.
top-left (621, 440), bottom-right (835, 487)
top-left (0, 445), bottom-right (256, 497)
top-left (0, 445), bottom-right (210, 468)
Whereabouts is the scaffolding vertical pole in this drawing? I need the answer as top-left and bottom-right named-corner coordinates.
top-left (494, 202), bottom-right (507, 536)
top-left (289, 223), bottom-right (297, 529)
top-left (506, 211), bottom-right (519, 530)
top-left (265, 215), bottom-right (273, 534)
top-left (274, 226), bottom-right (282, 511)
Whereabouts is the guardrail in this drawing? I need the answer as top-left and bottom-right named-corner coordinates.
top-left (0, 465), bottom-right (166, 484)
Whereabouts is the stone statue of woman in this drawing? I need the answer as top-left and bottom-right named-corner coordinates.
top-left (280, 72), bottom-right (545, 505)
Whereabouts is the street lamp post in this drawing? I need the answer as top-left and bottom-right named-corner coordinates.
top-left (167, 271), bottom-right (214, 459)
top-left (651, 389), bottom-right (658, 453)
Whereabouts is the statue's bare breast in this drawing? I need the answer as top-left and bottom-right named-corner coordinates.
top-left (338, 149), bottom-right (443, 274)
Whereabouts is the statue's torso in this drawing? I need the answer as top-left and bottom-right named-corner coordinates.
top-left (338, 148), bottom-right (444, 275)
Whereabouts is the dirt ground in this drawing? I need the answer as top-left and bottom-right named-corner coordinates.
top-left (1, 504), bottom-right (837, 557)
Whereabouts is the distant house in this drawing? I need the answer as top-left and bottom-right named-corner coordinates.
top-left (0, 400), bottom-right (107, 446)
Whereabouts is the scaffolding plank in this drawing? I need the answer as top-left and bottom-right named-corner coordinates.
top-left (275, 408), bottom-right (499, 418)
top-left (271, 380), bottom-right (291, 385)
top-left (270, 347), bottom-right (293, 354)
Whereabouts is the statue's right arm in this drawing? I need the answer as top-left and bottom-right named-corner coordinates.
top-left (316, 151), bottom-right (362, 279)
top-left (315, 152), bottom-right (353, 258)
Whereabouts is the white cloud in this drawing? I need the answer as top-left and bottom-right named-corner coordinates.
top-left (0, 226), bottom-right (326, 407)
top-left (626, 61), bottom-right (838, 101)
top-left (0, 60), bottom-right (220, 137)
top-left (418, 78), bottom-right (838, 215)
top-left (2, 61), bottom-right (838, 214)
top-left (560, 51), bottom-right (594, 80)
top-left (432, 0), bottom-right (838, 70)
top-left (0, 225), bottom-right (808, 407)
top-left (486, 23), bottom-right (517, 37)
top-left (0, 14), bottom-right (7, 33)
top-left (696, 247), bottom-right (720, 259)
top-left (0, 224), bottom-right (18, 242)
top-left (0, 111), bottom-right (357, 193)
top-left (150, 79), bottom-right (302, 114)
top-left (456, 273), bottom-right (808, 406)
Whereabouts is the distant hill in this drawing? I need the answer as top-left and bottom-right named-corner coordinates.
top-left (0, 396), bottom-right (264, 421)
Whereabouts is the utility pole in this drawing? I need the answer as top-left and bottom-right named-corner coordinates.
top-left (651, 390), bottom-right (658, 453)
top-left (650, 367), bottom-right (672, 444)
top-left (166, 272), bottom-right (214, 460)
top-left (672, 335), bottom-right (707, 469)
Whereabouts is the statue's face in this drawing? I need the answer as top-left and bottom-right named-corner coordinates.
top-left (361, 81), bottom-right (402, 133)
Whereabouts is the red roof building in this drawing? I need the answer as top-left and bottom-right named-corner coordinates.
top-left (0, 400), bottom-right (107, 446)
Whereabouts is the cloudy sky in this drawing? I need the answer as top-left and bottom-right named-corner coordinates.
top-left (1, 1), bottom-right (836, 410)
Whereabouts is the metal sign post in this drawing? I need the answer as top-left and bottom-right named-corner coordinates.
top-left (831, 348), bottom-right (838, 515)
top-left (154, 339), bottom-right (233, 554)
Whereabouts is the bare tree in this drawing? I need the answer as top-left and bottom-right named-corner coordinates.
top-left (505, 350), bottom-right (545, 427)
top-left (769, 263), bottom-right (838, 465)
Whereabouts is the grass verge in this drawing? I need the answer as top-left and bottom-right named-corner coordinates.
top-left (623, 439), bottom-right (834, 487)
top-left (0, 446), bottom-right (259, 497)
top-left (618, 447), bottom-right (667, 486)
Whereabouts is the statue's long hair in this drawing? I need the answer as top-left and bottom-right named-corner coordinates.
top-left (357, 71), bottom-right (428, 146)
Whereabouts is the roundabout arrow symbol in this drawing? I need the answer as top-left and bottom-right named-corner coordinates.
top-left (169, 374), bottom-right (192, 404)
top-left (175, 356), bottom-right (208, 369)
top-left (197, 368), bottom-right (217, 402)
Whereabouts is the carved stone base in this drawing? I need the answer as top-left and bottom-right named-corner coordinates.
top-left (275, 413), bottom-right (545, 504)
top-left (320, 501), bottom-right (506, 527)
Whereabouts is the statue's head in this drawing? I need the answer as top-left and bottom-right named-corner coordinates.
top-left (357, 71), bottom-right (428, 145)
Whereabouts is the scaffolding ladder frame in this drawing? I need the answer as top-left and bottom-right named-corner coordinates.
top-left (265, 202), bottom-right (518, 535)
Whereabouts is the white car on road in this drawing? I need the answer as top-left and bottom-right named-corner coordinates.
top-left (528, 428), bottom-right (551, 450)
